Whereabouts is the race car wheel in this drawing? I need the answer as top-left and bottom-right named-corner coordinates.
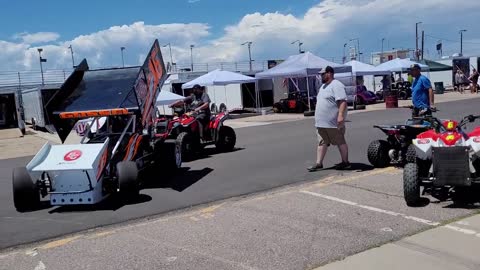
top-left (157, 140), bottom-right (182, 170)
top-left (215, 126), bottom-right (236, 152)
top-left (405, 144), bottom-right (417, 164)
top-left (367, 140), bottom-right (391, 168)
top-left (13, 167), bottom-right (39, 212)
top-left (117, 161), bottom-right (139, 199)
top-left (177, 132), bottom-right (194, 161)
top-left (403, 163), bottom-right (421, 206)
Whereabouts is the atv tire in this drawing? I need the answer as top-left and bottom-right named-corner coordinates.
top-left (177, 132), bottom-right (194, 161)
top-left (117, 161), bottom-right (139, 199)
top-left (405, 144), bottom-right (417, 164)
top-left (403, 163), bottom-right (421, 206)
top-left (13, 167), bottom-right (39, 212)
top-left (157, 140), bottom-right (182, 171)
top-left (367, 140), bottom-right (391, 168)
top-left (303, 111), bottom-right (315, 117)
top-left (216, 126), bottom-right (236, 152)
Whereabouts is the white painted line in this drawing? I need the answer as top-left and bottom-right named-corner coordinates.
top-left (34, 261), bottom-right (46, 270)
top-left (300, 190), bottom-right (440, 226)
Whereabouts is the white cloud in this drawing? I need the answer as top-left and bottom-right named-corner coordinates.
top-left (0, 0), bottom-right (479, 72)
top-left (188, 0), bottom-right (201, 3)
top-left (14, 32), bottom-right (60, 44)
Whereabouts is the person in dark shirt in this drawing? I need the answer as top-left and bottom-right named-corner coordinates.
top-left (170, 84), bottom-right (211, 138)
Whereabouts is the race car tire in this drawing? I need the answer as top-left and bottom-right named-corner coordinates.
top-left (405, 144), bottom-right (417, 164)
top-left (13, 167), bottom-right (39, 212)
top-left (367, 140), bottom-right (391, 168)
top-left (403, 163), bottom-right (421, 206)
top-left (158, 139), bottom-right (182, 171)
top-left (177, 132), bottom-right (194, 161)
top-left (117, 161), bottom-right (139, 199)
top-left (215, 126), bottom-right (236, 152)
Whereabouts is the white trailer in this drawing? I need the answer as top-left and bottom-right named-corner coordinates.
top-left (21, 85), bottom-right (61, 131)
top-left (206, 84), bottom-right (244, 112)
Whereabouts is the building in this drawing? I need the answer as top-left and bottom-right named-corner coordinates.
top-left (371, 49), bottom-right (413, 65)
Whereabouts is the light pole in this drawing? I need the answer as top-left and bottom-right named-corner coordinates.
top-left (190, 45), bottom-right (195, 72)
top-left (381, 38), bottom-right (385, 63)
top-left (343, 43), bottom-right (347, 63)
top-left (459, 29), bottom-right (467, 56)
top-left (68, 45), bottom-right (75, 68)
top-left (241, 41), bottom-right (253, 71)
top-left (291, 40), bottom-right (304, 54)
top-left (350, 38), bottom-right (360, 61)
top-left (415, 22), bottom-right (422, 60)
top-left (162, 43), bottom-right (174, 67)
top-left (120, 47), bottom-right (126, 67)
top-left (37, 48), bottom-right (46, 85)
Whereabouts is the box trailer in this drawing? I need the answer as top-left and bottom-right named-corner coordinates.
top-left (22, 85), bottom-right (61, 132)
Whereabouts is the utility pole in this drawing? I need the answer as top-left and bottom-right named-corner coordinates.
top-left (68, 45), bottom-right (75, 68)
top-left (459, 29), bottom-right (467, 56)
top-left (242, 42), bottom-right (253, 71)
top-left (415, 22), bottom-right (422, 60)
top-left (350, 38), bottom-right (360, 61)
top-left (120, 47), bottom-right (126, 67)
top-left (343, 43), bottom-right (347, 63)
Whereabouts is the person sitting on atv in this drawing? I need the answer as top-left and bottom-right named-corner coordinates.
top-left (410, 64), bottom-right (435, 117)
top-left (170, 84), bottom-right (211, 138)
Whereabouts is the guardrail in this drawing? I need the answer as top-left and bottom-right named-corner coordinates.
top-left (0, 69), bottom-right (72, 90)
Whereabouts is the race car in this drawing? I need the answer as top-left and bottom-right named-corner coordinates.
top-left (12, 40), bottom-right (180, 212)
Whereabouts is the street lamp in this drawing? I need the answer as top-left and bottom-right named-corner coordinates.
top-left (241, 41), bottom-right (253, 71)
top-left (415, 22), bottom-right (422, 60)
top-left (190, 45), bottom-right (195, 72)
top-left (37, 48), bottom-right (47, 85)
top-left (162, 43), bottom-right (174, 68)
top-left (349, 38), bottom-right (360, 61)
top-left (459, 29), bottom-right (467, 56)
top-left (68, 45), bottom-right (75, 68)
top-left (291, 40), bottom-right (304, 54)
top-left (120, 47), bottom-right (126, 67)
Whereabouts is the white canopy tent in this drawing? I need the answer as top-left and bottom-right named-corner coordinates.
top-left (182, 69), bottom-right (256, 89)
top-left (376, 58), bottom-right (429, 73)
top-left (345, 60), bottom-right (391, 76)
top-left (255, 52), bottom-right (352, 110)
top-left (156, 90), bottom-right (185, 106)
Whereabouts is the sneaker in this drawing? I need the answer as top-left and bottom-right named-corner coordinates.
top-left (335, 162), bottom-right (352, 170)
top-left (308, 163), bottom-right (324, 172)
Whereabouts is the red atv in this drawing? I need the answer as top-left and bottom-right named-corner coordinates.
top-left (155, 107), bottom-right (236, 160)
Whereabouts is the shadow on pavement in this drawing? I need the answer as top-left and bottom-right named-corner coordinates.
top-left (183, 147), bottom-right (245, 162)
top-left (142, 167), bottom-right (214, 192)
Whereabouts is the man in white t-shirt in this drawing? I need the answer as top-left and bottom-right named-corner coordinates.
top-left (308, 66), bottom-right (350, 171)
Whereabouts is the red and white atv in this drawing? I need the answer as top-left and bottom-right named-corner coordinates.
top-left (404, 114), bottom-right (480, 206)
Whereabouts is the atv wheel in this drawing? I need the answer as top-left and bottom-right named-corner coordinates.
top-left (12, 167), bottom-right (39, 212)
top-left (403, 163), bottom-right (421, 206)
top-left (273, 103), bottom-right (283, 113)
top-left (295, 102), bottom-right (305, 113)
top-left (157, 140), bottom-right (182, 171)
top-left (405, 144), bottom-right (417, 164)
top-left (219, 103), bottom-right (227, 113)
top-left (211, 104), bottom-right (218, 114)
top-left (367, 140), bottom-right (391, 168)
top-left (177, 132), bottom-right (194, 161)
top-left (216, 126), bottom-right (236, 152)
top-left (399, 91), bottom-right (408, 100)
top-left (117, 161), bottom-right (139, 199)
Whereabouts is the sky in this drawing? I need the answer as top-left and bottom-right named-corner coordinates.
top-left (1, 0), bottom-right (479, 71)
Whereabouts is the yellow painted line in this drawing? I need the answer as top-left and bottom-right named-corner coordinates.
top-left (91, 230), bottom-right (116, 238)
top-left (39, 236), bottom-right (81, 250)
top-left (199, 203), bottom-right (225, 214)
top-left (309, 167), bottom-right (398, 189)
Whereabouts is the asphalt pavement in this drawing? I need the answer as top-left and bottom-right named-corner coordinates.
top-left (1, 97), bottom-right (480, 252)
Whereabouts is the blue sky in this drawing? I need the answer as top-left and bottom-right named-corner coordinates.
top-left (1, 0), bottom-right (479, 71)
top-left (0, 0), bottom-right (315, 41)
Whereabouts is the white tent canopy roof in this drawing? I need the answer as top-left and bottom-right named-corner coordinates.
top-left (156, 90), bottom-right (185, 106)
top-left (345, 60), bottom-right (391, 76)
top-left (182, 69), bottom-right (256, 89)
top-left (376, 58), bottom-right (429, 72)
top-left (255, 51), bottom-right (352, 79)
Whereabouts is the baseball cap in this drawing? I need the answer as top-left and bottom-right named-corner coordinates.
top-left (319, 66), bottom-right (335, 74)
top-left (410, 64), bottom-right (421, 70)
top-left (193, 84), bottom-right (202, 89)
